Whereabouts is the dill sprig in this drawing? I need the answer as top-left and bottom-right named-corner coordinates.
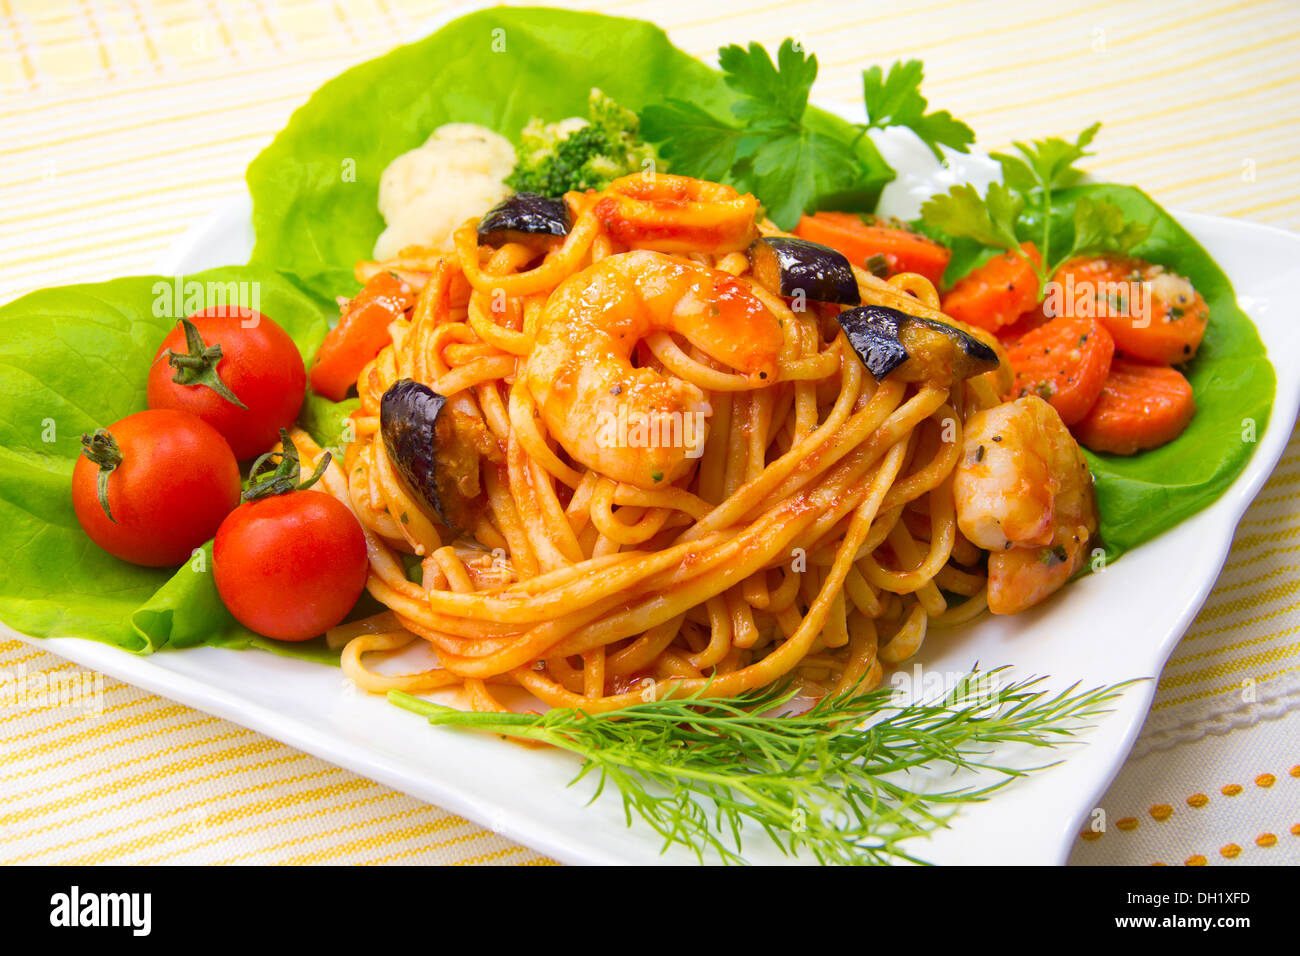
top-left (389, 669), bottom-right (1130, 865)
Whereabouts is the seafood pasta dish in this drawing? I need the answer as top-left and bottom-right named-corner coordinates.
top-left (323, 172), bottom-right (1097, 714)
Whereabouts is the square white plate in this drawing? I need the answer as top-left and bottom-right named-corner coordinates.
top-left (7, 186), bottom-right (1300, 864)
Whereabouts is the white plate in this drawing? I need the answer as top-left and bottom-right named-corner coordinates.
top-left (9, 153), bottom-right (1300, 864)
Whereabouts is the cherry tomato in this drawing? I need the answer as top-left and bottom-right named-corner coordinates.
top-left (214, 490), bottom-right (368, 641)
top-left (147, 307), bottom-right (306, 460)
top-left (72, 409), bottom-right (241, 567)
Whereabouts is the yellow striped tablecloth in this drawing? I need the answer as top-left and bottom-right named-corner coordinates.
top-left (2, 0), bottom-right (1297, 866)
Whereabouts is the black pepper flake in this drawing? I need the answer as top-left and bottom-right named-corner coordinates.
top-left (1048, 545), bottom-right (1069, 565)
top-left (975, 444), bottom-right (985, 462)
top-left (991, 435), bottom-right (1003, 442)
top-left (610, 384), bottom-right (622, 395)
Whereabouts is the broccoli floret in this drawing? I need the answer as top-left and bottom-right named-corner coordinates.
top-left (506, 89), bottom-right (660, 197)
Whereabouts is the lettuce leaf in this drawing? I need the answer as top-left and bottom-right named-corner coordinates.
top-left (937, 184), bottom-right (1275, 558)
top-left (298, 390), bottom-right (359, 453)
top-left (246, 6), bottom-right (891, 300)
top-left (0, 266), bottom-right (346, 660)
top-left (128, 541), bottom-right (340, 663)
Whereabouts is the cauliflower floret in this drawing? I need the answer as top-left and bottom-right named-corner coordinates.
top-left (373, 123), bottom-right (516, 261)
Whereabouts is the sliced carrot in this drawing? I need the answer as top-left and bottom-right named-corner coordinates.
top-left (1072, 360), bottom-right (1196, 455)
top-left (1051, 255), bottom-right (1209, 365)
top-left (795, 212), bottom-right (952, 286)
top-left (940, 242), bottom-right (1042, 332)
top-left (996, 300), bottom-right (1053, 344)
top-left (1007, 315), bottom-right (1115, 426)
top-left (309, 272), bottom-right (416, 401)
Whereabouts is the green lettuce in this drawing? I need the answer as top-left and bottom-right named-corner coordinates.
top-left (246, 6), bottom-right (891, 301)
top-left (0, 267), bottom-right (350, 659)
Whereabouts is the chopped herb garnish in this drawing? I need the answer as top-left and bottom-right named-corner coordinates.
top-left (1039, 545), bottom-right (1069, 566)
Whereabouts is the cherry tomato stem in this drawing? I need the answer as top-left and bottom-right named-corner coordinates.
top-left (78, 428), bottom-right (124, 522)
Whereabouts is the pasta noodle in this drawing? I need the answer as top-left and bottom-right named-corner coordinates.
top-left (318, 176), bottom-right (1002, 713)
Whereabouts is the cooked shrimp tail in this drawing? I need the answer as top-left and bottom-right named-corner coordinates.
top-left (953, 395), bottom-right (1098, 615)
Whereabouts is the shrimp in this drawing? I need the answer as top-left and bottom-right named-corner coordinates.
top-left (953, 395), bottom-right (1098, 615)
top-left (593, 173), bottom-right (759, 255)
top-left (525, 250), bottom-right (785, 488)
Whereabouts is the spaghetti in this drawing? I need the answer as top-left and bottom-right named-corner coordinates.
top-left (316, 173), bottom-right (1012, 714)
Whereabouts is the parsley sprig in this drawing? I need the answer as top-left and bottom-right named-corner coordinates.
top-left (921, 123), bottom-right (1152, 286)
top-left (643, 40), bottom-right (862, 228)
top-left (859, 60), bottom-right (975, 159)
top-left (641, 42), bottom-right (972, 229)
top-left (390, 668), bottom-right (1130, 865)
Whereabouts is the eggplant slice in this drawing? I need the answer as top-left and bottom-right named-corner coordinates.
top-left (837, 304), bottom-right (999, 385)
top-left (380, 379), bottom-right (482, 533)
top-left (748, 237), bottom-right (861, 306)
top-left (477, 193), bottom-right (571, 246)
